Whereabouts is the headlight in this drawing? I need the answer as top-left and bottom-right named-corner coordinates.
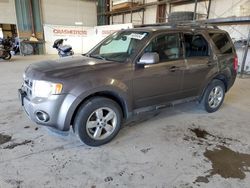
top-left (33, 80), bottom-right (63, 98)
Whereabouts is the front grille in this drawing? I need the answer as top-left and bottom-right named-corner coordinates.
top-left (23, 77), bottom-right (33, 99)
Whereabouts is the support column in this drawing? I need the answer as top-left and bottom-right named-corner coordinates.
top-left (15, 0), bottom-right (44, 54)
top-left (15, 0), bottom-right (32, 38)
top-left (156, 0), bottom-right (166, 23)
top-left (240, 29), bottom-right (250, 78)
top-left (207, 0), bottom-right (211, 19)
top-left (193, 0), bottom-right (198, 20)
top-left (97, 0), bottom-right (109, 26)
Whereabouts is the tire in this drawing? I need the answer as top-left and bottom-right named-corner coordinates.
top-left (201, 79), bottom-right (225, 113)
top-left (2, 51), bottom-right (11, 60)
top-left (73, 97), bottom-right (122, 146)
top-left (168, 11), bottom-right (194, 22)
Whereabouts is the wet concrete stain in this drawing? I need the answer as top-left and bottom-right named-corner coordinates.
top-left (0, 133), bottom-right (12, 145)
top-left (5, 179), bottom-right (23, 188)
top-left (194, 176), bottom-right (209, 184)
top-left (140, 147), bottom-right (152, 154)
top-left (204, 145), bottom-right (250, 179)
top-left (184, 127), bottom-right (239, 147)
top-left (104, 176), bottom-right (113, 182)
top-left (189, 128), bottom-right (212, 139)
top-left (3, 140), bottom-right (33, 149)
top-left (118, 170), bottom-right (125, 176)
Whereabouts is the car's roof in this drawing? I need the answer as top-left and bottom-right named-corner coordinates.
top-left (125, 25), bottom-right (223, 33)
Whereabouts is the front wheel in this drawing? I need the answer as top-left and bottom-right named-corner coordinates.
top-left (201, 79), bottom-right (225, 113)
top-left (2, 51), bottom-right (11, 60)
top-left (73, 97), bottom-right (122, 146)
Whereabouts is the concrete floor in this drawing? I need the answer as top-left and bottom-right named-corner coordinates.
top-left (0, 55), bottom-right (250, 188)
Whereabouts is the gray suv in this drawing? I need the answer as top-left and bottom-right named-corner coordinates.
top-left (19, 26), bottom-right (237, 146)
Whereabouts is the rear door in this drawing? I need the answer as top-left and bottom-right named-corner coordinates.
top-left (181, 31), bottom-right (217, 97)
top-left (132, 32), bottom-right (185, 108)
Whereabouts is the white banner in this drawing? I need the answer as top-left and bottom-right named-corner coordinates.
top-left (0, 28), bottom-right (3, 38)
top-left (43, 24), bottom-right (92, 54)
top-left (43, 23), bottom-right (133, 54)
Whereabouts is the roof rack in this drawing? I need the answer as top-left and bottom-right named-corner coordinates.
top-left (136, 21), bottom-right (219, 29)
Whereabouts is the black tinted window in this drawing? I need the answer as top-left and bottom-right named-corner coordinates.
top-left (184, 34), bottom-right (209, 57)
top-left (209, 33), bottom-right (233, 54)
top-left (145, 33), bottom-right (180, 62)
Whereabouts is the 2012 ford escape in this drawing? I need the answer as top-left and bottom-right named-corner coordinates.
top-left (19, 25), bottom-right (237, 146)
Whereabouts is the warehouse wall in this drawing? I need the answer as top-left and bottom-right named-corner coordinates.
top-left (42, 0), bottom-right (97, 26)
top-left (111, 0), bottom-right (158, 25)
top-left (171, 0), bottom-right (250, 19)
top-left (171, 1), bottom-right (207, 17)
top-left (0, 0), bottom-right (16, 24)
top-left (170, 0), bottom-right (250, 39)
top-left (209, 0), bottom-right (250, 18)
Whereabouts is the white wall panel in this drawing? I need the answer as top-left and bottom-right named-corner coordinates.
top-left (0, 0), bottom-right (16, 24)
top-left (42, 0), bottom-right (97, 26)
top-left (112, 15), bottom-right (123, 24)
top-left (209, 0), bottom-right (249, 18)
top-left (144, 6), bottom-right (156, 24)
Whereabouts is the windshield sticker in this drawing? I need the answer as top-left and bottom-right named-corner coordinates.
top-left (129, 33), bottom-right (147, 40)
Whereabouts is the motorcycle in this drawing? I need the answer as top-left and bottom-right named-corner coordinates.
top-left (0, 38), bottom-right (12, 60)
top-left (52, 39), bottom-right (74, 57)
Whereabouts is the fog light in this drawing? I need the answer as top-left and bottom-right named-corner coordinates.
top-left (35, 111), bottom-right (50, 122)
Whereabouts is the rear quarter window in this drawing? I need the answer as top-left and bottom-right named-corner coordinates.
top-left (209, 33), bottom-right (233, 54)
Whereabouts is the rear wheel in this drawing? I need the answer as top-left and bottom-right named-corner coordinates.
top-left (73, 97), bottom-right (122, 146)
top-left (201, 79), bottom-right (225, 113)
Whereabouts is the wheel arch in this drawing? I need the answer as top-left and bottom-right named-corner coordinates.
top-left (199, 73), bottom-right (228, 102)
top-left (213, 74), bottom-right (228, 92)
top-left (70, 91), bottom-right (129, 126)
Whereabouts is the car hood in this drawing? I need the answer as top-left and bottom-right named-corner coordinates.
top-left (25, 56), bottom-right (121, 80)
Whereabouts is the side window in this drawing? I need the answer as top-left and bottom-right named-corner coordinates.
top-left (209, 33), bottom-right (233, 54)
top-left (184, 34), bottom-right (209, 57)
top-left (144, 33), bottom-right (180, 62)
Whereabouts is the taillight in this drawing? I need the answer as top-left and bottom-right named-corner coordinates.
top-left (233, 56), bottom-right (238, 72)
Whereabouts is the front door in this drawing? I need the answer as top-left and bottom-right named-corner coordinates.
top-left (132, 32), bottom-right (185, 108)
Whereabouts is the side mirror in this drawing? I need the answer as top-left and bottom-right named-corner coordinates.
top-left (138, 52), bottom-right (159, 65)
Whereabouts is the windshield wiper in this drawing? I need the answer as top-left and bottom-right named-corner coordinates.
top-left (89, 54), bottom-right (106, 60)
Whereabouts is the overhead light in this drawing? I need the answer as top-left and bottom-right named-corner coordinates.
top-left (75, 22), bottom-right (83, 25)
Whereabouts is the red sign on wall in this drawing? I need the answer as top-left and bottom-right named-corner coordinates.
top-left (53, 28), bottom-right (87, 36)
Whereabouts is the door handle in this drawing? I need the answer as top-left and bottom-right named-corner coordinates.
top-left (169, 66), bottom-right (179, 72)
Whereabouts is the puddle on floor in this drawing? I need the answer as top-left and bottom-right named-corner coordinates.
top-left (0, 133), bottom-right (12, 145)
top-left (185, 127), bottom-right (250, 184)
top-left (204, 145), bottom-right (250, 179)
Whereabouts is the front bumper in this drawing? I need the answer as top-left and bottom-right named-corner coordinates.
top-left (18, 88), bottom-right (77, 131)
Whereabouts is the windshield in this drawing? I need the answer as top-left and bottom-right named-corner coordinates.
top-left (88, 31), bottom-right (149, 62)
